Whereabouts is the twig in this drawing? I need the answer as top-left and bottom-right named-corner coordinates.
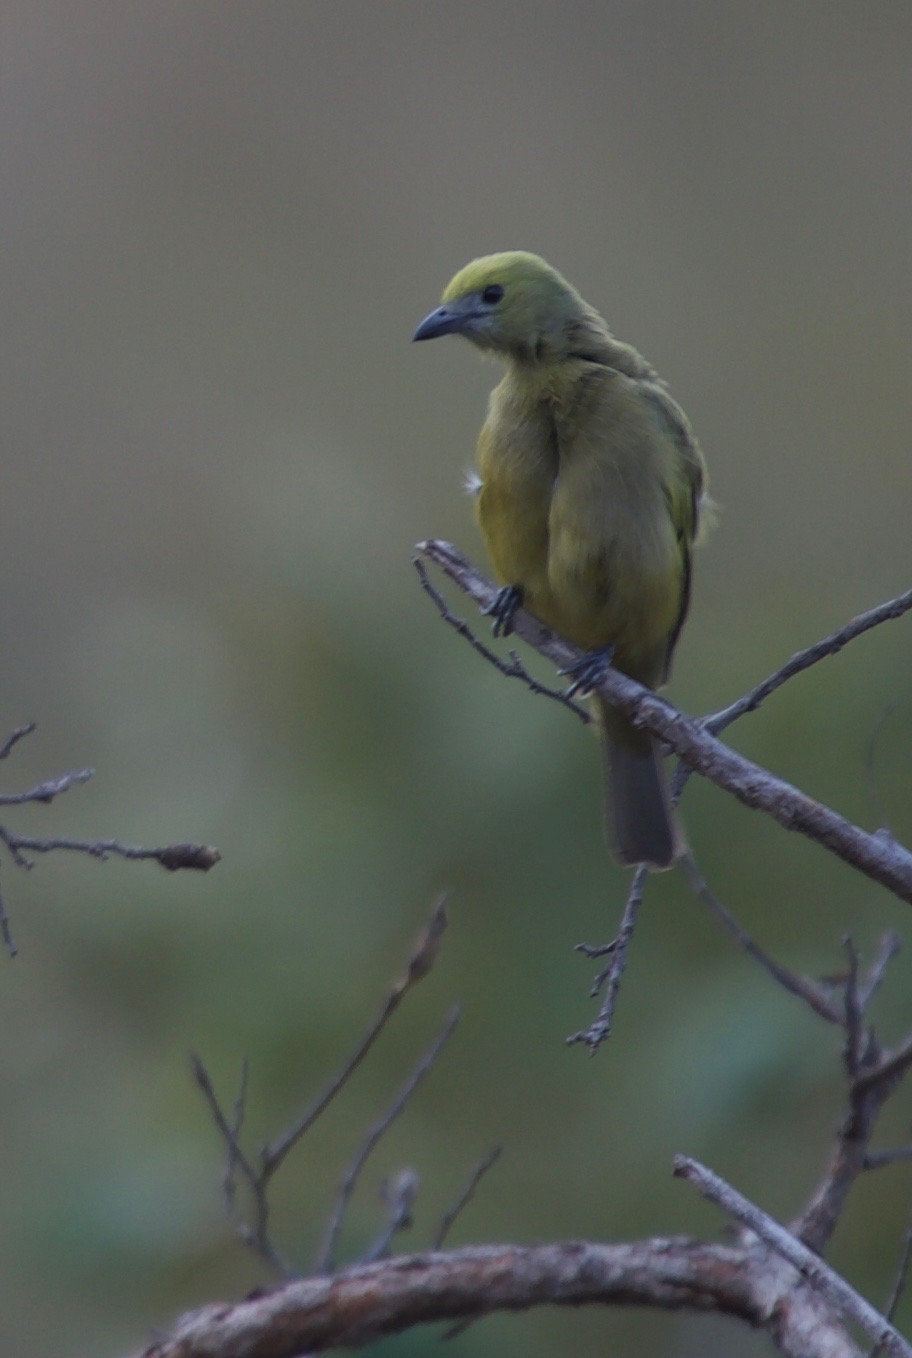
top-left (412, 556), bottom-right (589, 724)
top-left (190, 1055), bottom-right (290, 1275)
top-left (865, 704), bottom-right (900, 839)
top-left (315, 1005), bottom-right (460, 1274)
top-left (0, 766), bottom-right (94, 806)
top-left (432, 1145), bottom-right (503, 1250)
top-left (261, 896), bottom-right (448, 1180)
top-left (567, 866), bottom-right (648, 1052)
top-left (0, 723), bottom-right (37, 761)
top-left (417, 540), bottom-right (912, 905)
top-left (682, 853), bottom-right (842, 1024)
top-left (872, 1226), bottom-right (912, 1358)
top-left (860, 932), bottom-right (902, 1012)
top-left (703, 589), bottom-right (912, 737)
top-left (674, 1155), bottom-right (912, 1357)
top-left (856, 1034), bottom-right (912, 1097)
top-left (842, 936), bottom-right (866, 1077)
top-left (0, 828), bottom-right (220, 873)
top-left (195, 899), bottom-right (451, 1273)
top-left (0, 871), bottom-right (15, 957)
top-left (362, 1169), bottom-right (421, 1263)
top-left (0, 724), bottom-right (219, 952)
top-left (865, 1149), bottom-right (912, 1172)
top-left (223, 1060), bottom-right (249, 1224)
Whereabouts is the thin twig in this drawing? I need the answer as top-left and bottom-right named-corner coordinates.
top-left (223, 1060), bottom-right (249, 1223)
top-left (860, 933), bottom-right (903, 1012)
top-left (0, 828), bottom-right (220, 873)
top-left (315, 1005), bottom-right (461, 1274)
top-left (674, 1155), bottom-right (912, 1357)
top-left (843, 936), bottom-right (866, 1077)
top-left (703, 589), bottom-right (912, 737)
top-left (0, 723), bottom-right (37, 761)
top-left (432, 1145), bottom-right (503, 1250)
top-left (0, 766), bottom-right (95, 806)
top-left (0, 871), bottom-right (15, 957)
top-left (412, 556), bottom-right (589, 724)
top-left (194, 900), bottom-right (451, 1274)
top-left (856, 1034), bottom-right (912, 1097)
top-left (682, 853), bottom-right (842, 1024)
top-left (865, 704), bottom-right (901, 839)
top-left (865, 1149), bottom-right (912, 1172)
top-left (575, 938), bottom-right (617, 961)
top-left (567, 866), bottom-right (648, 1052)
top-left (190, 1054), bottom-right (291, 1275)
top-left (872, 1226), bottom-right (912, 1358)
top-left (361, 1169), bottom-right (421, 1263)
top-left (261, 895), bottom-right (448, 1180)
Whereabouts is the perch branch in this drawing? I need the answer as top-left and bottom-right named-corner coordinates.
top-left (416, 540), bottom-right (912, 905)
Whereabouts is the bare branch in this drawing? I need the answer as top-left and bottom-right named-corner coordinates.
top-left (682, 853), bottom-right (842, 1025)
top-left (703, 588), bottom-right (912, 737)
top-left (0, 765), bottom-right (94, 807)
top-left (362, 1169), bottom-right (421, 1263)
top-left (0, 723), bottom-right (37, 761)
top-left (567, 866), bottom-right (648, 1052)
top-left (127, 1235), bottom-right (864, 1358)
top-left (856, 1034), bottom-right (912, 1097)
top-left (412, 556), bottom-right (589, 724)
top-left (0, 828), bottom-right (220, 873)
top-left (0, 872), bottom-right (16, 958)
top-left (261, 896), bottom-right (448, 1179)
top-left (674, 1155), bottom-right (912, 1357)
top-left (859, 932), bottom-right (902, 1012)
top-left (792, 999), bottom-right (912, 1251)
top-left (872, 1227), bottom-right (912, 1358)
top-left (864, 1148), bottom-right (912, 1172)
top-left (315, 1005), bottom-right (460, 1274)
top-left (865, 704), bottom-right (901, 839)
top-left (417, 540), bottom-right (912, 905)
top-left (190, 1055), bottom-right (291, 1276)
top-left (842, 936), bottom-right (866, 1077)
top-left (194, 899), bottom-right (452, 1273)
top-left (0, 725), bottom-right (220, 953)
top-left (223, 1061), bottom-right (250, 1230)
top-left (432, 1145), bottom-right (503, 1250)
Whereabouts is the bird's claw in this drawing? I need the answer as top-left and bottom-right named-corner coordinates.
top-left (483, 584), bottom-right (524, 638)
top-left (560, 645), bottom-right (616, 698)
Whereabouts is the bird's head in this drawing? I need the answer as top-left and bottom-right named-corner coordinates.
top-left (413, 251), bottom-right (584, 362)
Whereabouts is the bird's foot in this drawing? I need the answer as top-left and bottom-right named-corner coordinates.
top-left (483, 584), bottom-right (524, 638)
top-left (560, 645), bottom-right (616, 698)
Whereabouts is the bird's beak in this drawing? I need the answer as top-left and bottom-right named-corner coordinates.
top-left (413, 299), bottom-right (476, 342)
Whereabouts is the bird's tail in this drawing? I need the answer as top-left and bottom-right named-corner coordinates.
top-left (596, 695), bottom-right (682, 870)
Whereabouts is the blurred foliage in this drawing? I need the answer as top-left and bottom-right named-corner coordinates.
top-left (0, 4), bottom-right (910, 1355)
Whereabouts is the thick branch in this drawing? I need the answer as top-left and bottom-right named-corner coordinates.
top-left (128, 1235), bottom-right (865, 1358)
top-left (416, 541), bottom-right (912, 905)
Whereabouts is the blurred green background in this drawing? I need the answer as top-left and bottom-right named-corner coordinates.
top-left (1, 4), bottom-right (910, 1355)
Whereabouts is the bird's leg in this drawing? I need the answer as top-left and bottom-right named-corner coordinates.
top-left (483, 584), bottom-right (524, 638)
top-left (560, 645), bottom-right (616, 698)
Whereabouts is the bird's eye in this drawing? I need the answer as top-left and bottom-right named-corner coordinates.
top-left (481, 284), bottom-right (504, 305)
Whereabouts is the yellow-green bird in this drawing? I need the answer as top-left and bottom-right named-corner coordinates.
top-left (414, 251), bottom-right (708, 869)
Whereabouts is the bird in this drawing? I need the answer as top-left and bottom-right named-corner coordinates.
top-left (414, 251), bottom-right (708, 869)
